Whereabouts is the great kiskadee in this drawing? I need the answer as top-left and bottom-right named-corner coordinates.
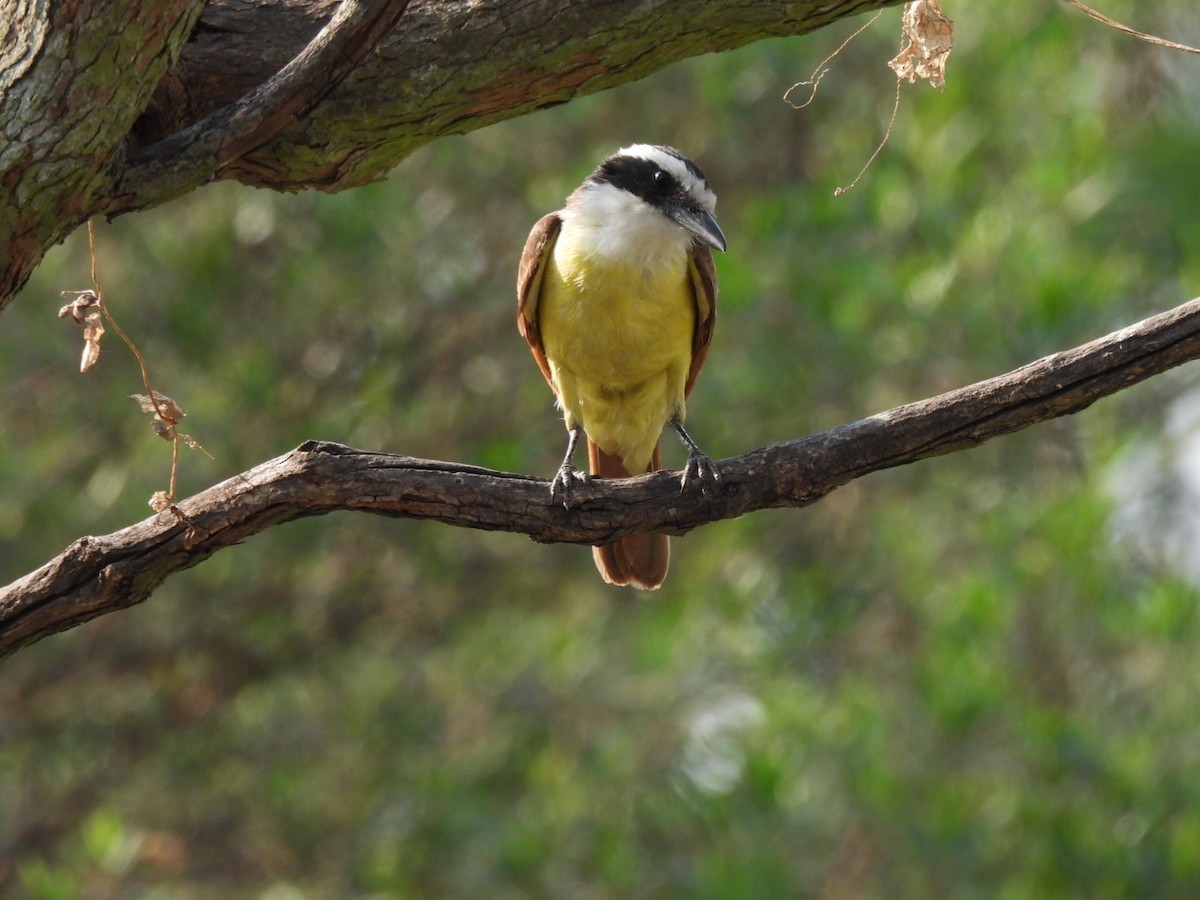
top-left (517, 144), bottom-right (727, 590)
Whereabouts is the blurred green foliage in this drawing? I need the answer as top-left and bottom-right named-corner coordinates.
top-left (4, 3), bottom-right (1200, 896)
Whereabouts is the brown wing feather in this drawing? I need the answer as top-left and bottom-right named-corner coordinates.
top-left (685, 245), bottom-right (719, 399)
top-left (516, 213), bottom-right (562, 389)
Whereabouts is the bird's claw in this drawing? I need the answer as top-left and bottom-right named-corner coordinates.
top-left (681, 451), bottom-right (721, 496)
top-left (551, 463), bottom-right (590, 508)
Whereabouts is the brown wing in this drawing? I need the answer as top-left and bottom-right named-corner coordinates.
top-left (684, 244), bottom-right (718, 399)
top-left (516, 212), bottom-right (562, 389)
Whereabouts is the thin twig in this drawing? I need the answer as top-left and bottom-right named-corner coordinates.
top-left (784, 10), bottom-right (884, 109)
top-left (85, 221), bottom-right (212, 501)
top-left (87, 221), bottom-right (163, 419)
top-left (1061, 0), bottom-right (1200, 54)
top-left (170, 436), bottom-right (179, 500)
top-left (835, 75), bottom-right (903, 197)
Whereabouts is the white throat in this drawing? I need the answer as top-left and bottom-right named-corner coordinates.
top-left (561, 181), bottom-right (691, 271)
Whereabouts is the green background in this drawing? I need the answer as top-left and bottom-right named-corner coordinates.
top-left (5, 3), bottom-right (1200, 896)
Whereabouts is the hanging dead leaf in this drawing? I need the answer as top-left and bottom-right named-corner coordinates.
top-left (889, 0), bottom-right (954, 88)
top-left (59, 289), bottom-right (107, 372)
top-left (130, 391), bottom-right (187, 426)
top-left (58, 289), bottom-right (100, 323)
top-left (80, 311), bottom-right (105, 372)
top-left (150, 418), bottom-right (179, 442)
top-left (64, 221), bottom-right (213, 507)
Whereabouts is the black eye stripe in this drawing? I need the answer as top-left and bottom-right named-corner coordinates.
top-left (591, 155), bottom-right (691, 205)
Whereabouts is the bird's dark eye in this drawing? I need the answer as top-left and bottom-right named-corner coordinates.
top-left (653, 169), bottom-right (672, 190)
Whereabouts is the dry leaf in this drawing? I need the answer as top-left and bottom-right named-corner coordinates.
top-left (130, 391), bottom-right (187, 425)
top-left (889, 0), bottom-right (954, 88)
top-left (59, 290), bottom-right (107, 372)
top-left (58, 289), bottom-right (100, 323)
top-left (148, 491), bottom-right (173, 512)
top-left (150, 418), bottom-right (178, 442)
top-left (80, 311), bottom-right (104, 372)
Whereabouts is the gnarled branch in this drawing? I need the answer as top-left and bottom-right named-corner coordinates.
top-left (3, 295), bottom-right (1198, 661)
top-left (110, 0), bottom-right (412, 214)
top-left (1, 0), bottom-right (898, 309)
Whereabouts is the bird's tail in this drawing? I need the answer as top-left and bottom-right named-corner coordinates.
top-left (588, 438), bottom-right (669, 590)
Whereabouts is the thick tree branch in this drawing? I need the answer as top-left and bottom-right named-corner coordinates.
top-left (1, 0), bottom-right (897, 310)
top-left (4, 295), bottom-right (1199, 661)
top-left (110, 0), bottom-right (412, 214)
top-left (0, 0), bottom-right (204, 305)
top-left (125, 0), bottom-right (894, 196)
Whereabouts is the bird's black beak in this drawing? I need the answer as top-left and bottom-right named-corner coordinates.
top-left (670, 205), bottom-right (728, 253)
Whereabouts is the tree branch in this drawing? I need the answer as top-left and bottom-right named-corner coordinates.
top-left (4, 295), bottom-right (1198, 661)
top-left (126, 0), bottom-right (895, 194)
top-left (109, 0), bottom-right (412, 214)
top-left (2, 0), bottom-right (898, 310)
top-left (0, 0), bottom-right (205, 305)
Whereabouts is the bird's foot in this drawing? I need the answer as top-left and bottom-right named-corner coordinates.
top-left (550, 424), bottom-right (589, 507)
top-left (681, 450), bottom-right (721, 496)
top-left (551, 462), bottom-right (590, 508)
top-left (670, 417), bottom-right (721, 496)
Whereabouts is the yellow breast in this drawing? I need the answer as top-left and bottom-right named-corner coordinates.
top-left (538, 231), bottom-right (695, 472)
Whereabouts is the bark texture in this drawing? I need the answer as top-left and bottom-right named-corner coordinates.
top-left (1, 0), bottom-right (895, 311)
top-left (1, 0), bottom-right (205, 306)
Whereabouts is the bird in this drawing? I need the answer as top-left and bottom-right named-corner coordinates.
top-left (517, 144), bottom-right (727, 590)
